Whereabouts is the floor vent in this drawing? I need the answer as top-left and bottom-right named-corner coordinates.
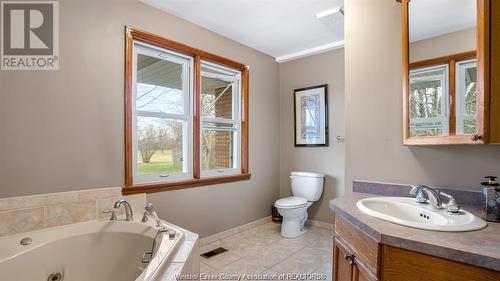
top-left (200, 247), bottom-right (228, 259)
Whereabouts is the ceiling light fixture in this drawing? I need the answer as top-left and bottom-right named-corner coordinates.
top-left (316, 7), bottom-right (344, 19)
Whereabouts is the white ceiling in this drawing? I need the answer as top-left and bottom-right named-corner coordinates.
top-left (141, 0), bottom-right (476, 62)
top-left (409, 0), bottom-right (476, 42)
top-left (141, 0), bottom-right (345, 62)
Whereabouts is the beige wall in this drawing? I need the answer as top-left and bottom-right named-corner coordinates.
top-left (344, 0), bottom-right (500, 191)
top-left (0, 0), bottom-right (280, 238)
top-left (410, 27), bottom-right (476, 63)
top-left (278, 50), bottom-right (345, 224)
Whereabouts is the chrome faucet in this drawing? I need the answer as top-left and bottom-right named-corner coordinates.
top-left (142, 203), bottom-right (162, 227)
top-left (114, 199), bottom-right (134, 221)
top-left (410, 185), bottom-right (443, 210)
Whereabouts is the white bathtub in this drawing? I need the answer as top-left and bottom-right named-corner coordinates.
top-left (0, 218), bottom-right (184, 281)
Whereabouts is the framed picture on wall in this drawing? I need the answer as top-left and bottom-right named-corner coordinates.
top-left (294, 84), bottom-right (328, 147)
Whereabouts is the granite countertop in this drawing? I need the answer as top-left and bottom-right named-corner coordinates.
top-left (329, 192), bottom-right (500, 272)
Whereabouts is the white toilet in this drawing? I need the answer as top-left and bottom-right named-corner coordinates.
top-left (275, 171), bottom-right (325, 238)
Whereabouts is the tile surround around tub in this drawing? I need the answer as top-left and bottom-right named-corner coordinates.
top-left (0, 187), bottom-right (146, 236)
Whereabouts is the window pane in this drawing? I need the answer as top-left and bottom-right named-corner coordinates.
top-left (457, 61), bottom-right (477, 135)
top-left (410, 124), bottom-right (444, 138)
top-left (202, 129), bottom-right (235, 170)
top-left (137, 117), bottom-right (184, 176)
top-left (201, 68), bottom-right (234, 119)
top-left (136, 53), bottom-right (185, 115)
top-left (464, 66), bottom-right (477, 115)
top-left (409, 66), bottom-right (448, 137)
top-left (464, 119), bottom-right (477, 135)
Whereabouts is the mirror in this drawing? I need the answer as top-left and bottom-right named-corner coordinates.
top-left (403, 0), bottom-right (486, 144)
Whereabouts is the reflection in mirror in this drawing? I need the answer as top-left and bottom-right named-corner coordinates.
top-left (408, 0), bottom-right (477, 137)
top-left (409, 65), bottom-right (448, 137)
top-left (456, 60), bottom-right (477, 135)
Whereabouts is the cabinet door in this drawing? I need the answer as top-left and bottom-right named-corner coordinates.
top-left (382, 245), bottom-right (500, 281)
top-left (353, 261), bottom-right (377, 281)
top-left (334, 237), bottom-right (354, 281)
top-left (399, 0), bottom-right (492, 145)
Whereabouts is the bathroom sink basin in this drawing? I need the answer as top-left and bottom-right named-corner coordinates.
top-left (356, 197), bottom-right (487, 232)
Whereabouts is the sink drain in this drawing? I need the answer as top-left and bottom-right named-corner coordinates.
top-left (47, 272), bottom-right (62, 281)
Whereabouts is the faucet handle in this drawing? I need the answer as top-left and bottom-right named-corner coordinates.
top-left (440, 191), bottom-right (462, 214)
top-left (409, 185), bottom-right (420, 195)
top-left (145, 202), bottom-right (154, 212)
top-left (410, 185), bottom-right (429, 204)
top-left (102, 209), bottom-right (117, 220)
top-left (415, 191), bottom-right (429, 204)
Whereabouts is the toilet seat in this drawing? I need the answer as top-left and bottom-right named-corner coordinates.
top-left (275, 197), bottom-right (308, 209)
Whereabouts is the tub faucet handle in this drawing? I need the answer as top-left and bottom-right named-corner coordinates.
top-left (142, 202), bottom-right (162, 227)
top-left (102, 209), bottom-right (117, 220)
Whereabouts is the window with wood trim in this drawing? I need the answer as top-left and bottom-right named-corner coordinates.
top-left (124, 28), bottom-right (250, 194)
top-left (409, 51), bottom-right (476, 138)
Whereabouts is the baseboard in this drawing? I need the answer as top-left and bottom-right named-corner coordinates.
top-left (199, 217), bottom-right (334, 246)
top-left (307, 220), bottom-right (334, 231)
top-left (199, 216), bottom-right (272, 246)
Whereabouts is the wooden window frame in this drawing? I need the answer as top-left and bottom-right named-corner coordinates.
top-left (399, 0), bottom-right (490, 146)
top-left (408, 51), bottom-right (476, 138)
top-left (123, 27), bottom-right (250, 195)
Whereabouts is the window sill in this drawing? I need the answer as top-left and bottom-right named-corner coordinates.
top-left (122, 173), bottom-right (251, 195)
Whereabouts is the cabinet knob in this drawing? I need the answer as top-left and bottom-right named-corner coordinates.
top-left (472, 135), bottom-right (482, 141)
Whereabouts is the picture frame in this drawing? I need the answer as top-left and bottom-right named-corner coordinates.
top-left (294, 84), bottom-right (328, 147)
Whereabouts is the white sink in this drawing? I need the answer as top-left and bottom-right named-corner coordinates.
top-left (356, 197), bottom-right (487, 232)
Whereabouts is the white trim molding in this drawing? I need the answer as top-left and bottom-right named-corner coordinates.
top-left (199, 217), bottom-right (334, 246)
top-left (276, 40), bottom-right (345, 63)
top-left (306, 220), bottom-right (334, 231)
top-left (199, 216), bottom-right (272, 246)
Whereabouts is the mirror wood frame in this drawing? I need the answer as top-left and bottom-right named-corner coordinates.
top-left (398, 0), bottom-right (490, 145)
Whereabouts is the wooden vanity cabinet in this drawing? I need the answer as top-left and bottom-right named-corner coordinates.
top-left (333, 238), bottom-right (353, 281)
top-left (381, 246), bottom-right (500, 281)
top-left (333, 214), bottom-right (500, 281)
top-left (333, 215), bottom-right (380, 281)
top-left (333, 237), bottom-right (377, 281)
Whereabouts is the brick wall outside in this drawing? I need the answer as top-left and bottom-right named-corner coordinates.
top-left (214, 86), bottom-right (233, 169)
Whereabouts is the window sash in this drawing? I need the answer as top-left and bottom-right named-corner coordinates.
top-left (132, 42), bottom-right (194, 184)
top-left (200, 61), bottom-right (241, 176)
top-left (455, 59), bottom-right (477, 135)
top-left (409, 64), bottom-right (449, 135)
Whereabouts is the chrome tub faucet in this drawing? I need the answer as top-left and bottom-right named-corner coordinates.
top-left (114, 199), bottom-right (134, 221)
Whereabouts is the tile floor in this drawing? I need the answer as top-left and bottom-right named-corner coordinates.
top-left (200, 222), bottom-right (334, 280)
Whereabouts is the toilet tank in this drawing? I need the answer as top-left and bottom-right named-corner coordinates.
top-left (290, 171), bottom-right (325, 201)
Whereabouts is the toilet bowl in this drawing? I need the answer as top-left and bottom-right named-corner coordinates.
top-left (275, 171), bottom-right (325, 238)
top-left (275, 197), bottom-right (313, 238)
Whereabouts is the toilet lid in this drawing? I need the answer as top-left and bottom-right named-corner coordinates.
top-left (275, 197), bottom-right (308, 208)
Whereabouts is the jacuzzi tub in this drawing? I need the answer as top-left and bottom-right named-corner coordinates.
top-left (0, 218), bottom-right (184, 281)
